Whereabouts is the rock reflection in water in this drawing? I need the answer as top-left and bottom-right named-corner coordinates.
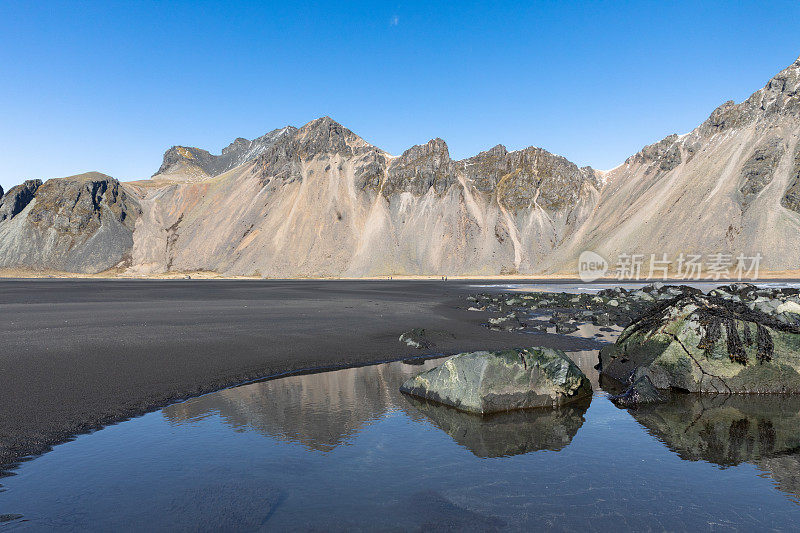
top-left (405, 395), bottom-right (589, 458)
top-left (628, 394), bottom-right (800, 502)
top-left (163, 352), bottom-right (597, 456)
top-left (163, 359), bottom-right (443, 451)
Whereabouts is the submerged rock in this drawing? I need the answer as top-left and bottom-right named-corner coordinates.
top-left (600, 293), bottom-right (800, 393)
top-left (609, 375), bottom-right (666, 407)
top-left (399, 347), bottom-right (592, 414)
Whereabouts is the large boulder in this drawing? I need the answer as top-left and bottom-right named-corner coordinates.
top-left (600, 290), bottom-right (800, 393)
top-left (400, 347), bottom-right (592, 414)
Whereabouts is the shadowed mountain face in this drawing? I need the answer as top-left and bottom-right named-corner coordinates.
top-left (2, 56), bottom-right (800, 275)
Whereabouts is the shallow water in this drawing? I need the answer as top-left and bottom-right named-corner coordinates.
top-left (469, 280), bottom-right (800, 294)
top-left (2, 353), bottom-right (800, 531)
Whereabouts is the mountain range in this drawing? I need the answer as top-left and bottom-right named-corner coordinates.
top-left (1, 55), bottom-right (798, 277)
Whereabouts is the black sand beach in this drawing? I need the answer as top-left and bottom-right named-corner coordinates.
top-left (0, 279), bottom-right (600, 467)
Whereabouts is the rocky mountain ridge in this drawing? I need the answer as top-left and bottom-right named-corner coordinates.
top-left (154, 126), bottom-right (296, 180)
top-left (2, 55), bottom-right (799, 276)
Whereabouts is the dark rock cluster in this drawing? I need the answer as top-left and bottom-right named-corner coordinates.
top-left (0, 172), bottom-right (141, 273)
top-left (468, 283), bottom-right (701, 336)
top-left (627, 134), bottom-right (683, 175)
top-left (28, 173), bottom-right (139, 235)
top-left (463, 144), bottom-right (600, 211)
top-left (384, 138), bottom-right (456, 197)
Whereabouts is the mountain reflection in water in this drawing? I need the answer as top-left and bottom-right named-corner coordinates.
top-left (163, 353), bottom-right (594, 458)
top-left (163, 359), bottom-right (442, 452)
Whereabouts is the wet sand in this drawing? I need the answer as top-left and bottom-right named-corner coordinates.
top-left (0, 279), bottom-right (602, 466)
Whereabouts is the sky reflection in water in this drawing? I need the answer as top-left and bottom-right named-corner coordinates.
top-left (2, 353), bottom-right (800, 530)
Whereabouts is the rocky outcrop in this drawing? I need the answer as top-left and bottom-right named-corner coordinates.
top-left (249, 117), bottom-right (386, 188)
top-left (626, 134), bottom-right (683, 175)
top-left (599, 285), bottom-right (800, 393)
top-left (0, 179), bottom-right (41, 222)
top-left (463, 145), bottom-right (600, 211)
top-left (699, 56), bottom-right (800, 136)
top-left (739, 137), bottom-right (785, 207)
top-left (0, 172), bottom-right (140, 273)
top-left (781, 145), bottom-right (800, 213)
top-left (383, 138), bottom-right (456, 196)
top-left (400, 348), bottom-right (592, 414)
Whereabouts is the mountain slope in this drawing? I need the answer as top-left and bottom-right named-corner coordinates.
top-left (544, 55), bottom-right (800, 273)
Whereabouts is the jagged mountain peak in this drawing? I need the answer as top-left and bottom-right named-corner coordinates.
top-left (394, 138), bottom-right (451, 164)
top-left (300, 115), bottom-right (340, 131)
top-left (698, 54), bottom-right (800, 135)
top-left (153, 126), bottom-right (296, 180)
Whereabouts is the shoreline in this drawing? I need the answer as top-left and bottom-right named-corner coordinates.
top-left (0, 279), bottom-right (601, 471)
top-left (2, 267), bottom-right (800, 281)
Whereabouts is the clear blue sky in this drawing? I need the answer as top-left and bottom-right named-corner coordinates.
top-left (1, 1), bottom-right (799, 190)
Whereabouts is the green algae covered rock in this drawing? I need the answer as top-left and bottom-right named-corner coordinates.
top-left (600, 293), bottom-right (800, 393)
top-left (399, 347), bottom-right (592, 414)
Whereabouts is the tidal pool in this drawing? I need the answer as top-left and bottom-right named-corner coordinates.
top-left (2, 353), bottom-right (800, 530)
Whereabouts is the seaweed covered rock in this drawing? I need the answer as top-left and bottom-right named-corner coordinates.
top-left (400, 347), bottom-right (592, 414)
top-left (599, 291), bottom-right (800, 393)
